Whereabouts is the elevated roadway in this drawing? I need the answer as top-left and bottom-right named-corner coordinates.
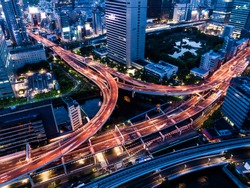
top-left (0, 33), bottom-right (119, 186)
top-left (0, 31), bottom-right (248, 186)
top-left (57, 41), bottom-right (250, 96)
top-left (81, 137), bottom-right (250, 188)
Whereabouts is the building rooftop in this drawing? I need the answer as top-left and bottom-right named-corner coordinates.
top-left (9, 44), bottom-right (44, 54)
top-left (145, 61), bottom-right (178, 74)
top-left (63, 97), bottom-right (79, 107)
top-left (236, 38), bottom-right (248, 45)
top-left (133, 59), bottom-right (150, 67)
top-left (0, 100), bottom-right (52, 116)
top-left (209, 50), bottom-right (220, 59)
top-left (231, 76), bottom-right (250, 98)
top-left (190, 67), bottom-right (208, 75)
top-left (0, 100), bottom-right (58, 139)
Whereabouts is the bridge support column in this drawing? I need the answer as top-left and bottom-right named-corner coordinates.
top-left (196, 93), bottom-right (205, 100)
top-left (132, 91), bottom-right (135, 98)
top-left (190, 118), bottom-right (193, 125)
top-left (140, 138), bottom-right (146, 150)
top-left (86, 116), bottom-right (90, 122)
top-left (134, 126), bottom-right (141, 137)
top-left (89, 139), bottom-right (95, 155)
top-left (159, 131), bottom-right (165, 141)
top-left (112, 131), bottom-right (122, 145)
top-left (93, 155), bottom-right (97, 165)
top-left (128, 120), bottom-right (133, 126)
top-left (175, 126), bottom-right (182, 135)
top-left (159, 107), bottom-right (165, 114)
top-left (115, 125), bottom-right (125, 144)
top-left (26, 143), bottom-right (31, 162)
top-left (61, 156), bottom-right (67, 174)
top-left (29, 175), bottom-right (35, 187)
top-left (123, 145), bottom-right (131, 157)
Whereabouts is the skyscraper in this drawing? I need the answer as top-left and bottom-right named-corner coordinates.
top-left (228, 0), bottom-right (250, 34)
top-left (222, 76), bottom-right (250, 129)
top-left (0, 27), bottom-right (14, 99)
top-left (1, 0), bottom-right (29, 46)
top-left (106, 0), bottom-right (147, 67)
top-left (221, 24), bottom-right (234, 38)
top-left (212, 0), bottom-right (232, 24)
top-left (92, 7), bottom-right (103, 35)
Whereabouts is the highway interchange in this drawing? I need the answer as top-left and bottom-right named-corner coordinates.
top-left (0, 30), bottom-right (249, 187)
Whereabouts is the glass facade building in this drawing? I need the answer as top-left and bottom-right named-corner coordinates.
top-left (106, 0), bottom-right (147, 67)
top-left (0, 27), bottom-right (14, 99)
top-left (1, 0), bottom-right (28, 45)
top-left (228, 0), bottom-right (250, 34)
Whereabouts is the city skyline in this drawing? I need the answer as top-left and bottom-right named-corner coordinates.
top-left (0, 0), bottom-right (250, 187)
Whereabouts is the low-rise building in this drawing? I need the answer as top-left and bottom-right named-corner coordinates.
top-left (144, 60), bottom-right (178, 80)
top-left (199, 50), bottom-right (221, 73)
top-left (63, 98), bottom-right (83, 131)
top-left (190, 67), bottom-right (209, 79)
top-left (0, 100), bottom-right (58, 155)
top-left (8, 44), bottom-right (46, 70)
top-left (93, 47), bottom-right (108, 58)
top-left (235, 38), bottom-right (249, 53)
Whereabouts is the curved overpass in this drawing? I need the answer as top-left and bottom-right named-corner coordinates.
top-left (81, 137), bottom-right (250, 188)
top-left (0, 32), bottom-right (248, 185)
top-left (0, 33), bottom-right (118, 185)
top-left (61, 43), bottom-right (249, 96)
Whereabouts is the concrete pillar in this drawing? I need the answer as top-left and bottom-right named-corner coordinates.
top-left (175, 125), bottom-right (182, 135)
top-left (89, 139), bottom-right (95, 154)
top-left (29, 175), bottom-right (35, 187)
top-left (132, 91), bottom-right (135, 98)
top-left (190, 118), bottom-right (193, 126)
top-left (159, 131), bottom-right (165, 141)
top-left (61, 157), bottom-right (67, 174)
top-left (93, 155), bottom-right (97, 165)
top-left (26, 143), bottom-right (31, 162)
top-left (159, 107), bottom-right (165, 114)
top-left (140, 138), bottom-right (146, 149)
top-left (86, 116), bottom-right (90, 122)
top-left (115, 125), bottom-right (125, 144)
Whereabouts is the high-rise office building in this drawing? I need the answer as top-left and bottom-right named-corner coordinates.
top-left (228, 0), bottom-right (250, 34)
top-left (1, 0), bottom-right (29, 46)
top-left (92, 7), bottom-right (103, 35)
top-left (222, 76), bottom-right (250, 129)
top-left (212, 0), bottom-right (232, 24)
top-left (0, 27), bottom-right (14, 99)
top-left (57, 13), bottom-right (71, 40)
top-left (106, 0), bottom-right (147, 67)
top-left (173, 3), bottom-right (189, 22)
top-left (221, 25), bottom-right (234, 38)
